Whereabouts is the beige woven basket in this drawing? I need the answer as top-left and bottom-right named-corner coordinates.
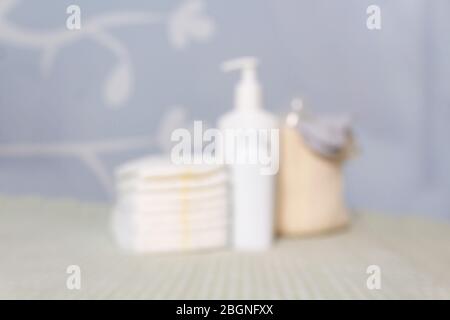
top-left (276, 127), bottom-right (352, 236)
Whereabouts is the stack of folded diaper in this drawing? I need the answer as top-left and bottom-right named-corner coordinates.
top-left (111, 156), bottom-right (229, 253)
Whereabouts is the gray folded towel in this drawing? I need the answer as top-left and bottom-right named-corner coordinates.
top-left (298, 115), bottom-right (352, 158)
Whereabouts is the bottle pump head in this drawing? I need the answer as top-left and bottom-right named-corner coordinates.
top-left (221, 56), bottom-right (262, 111)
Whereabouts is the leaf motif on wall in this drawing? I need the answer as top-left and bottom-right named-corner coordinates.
top-left (103, 62), bottom-right (133, 108)
top-left (156, 106), bottom-right (188, 153)
top-left (168, 0), bottom-right (216, 49)
top-left (0, 0), bottom-right (216, 108)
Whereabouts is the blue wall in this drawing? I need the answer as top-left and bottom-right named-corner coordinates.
top-left (0, 0), bottom-right (449, 218)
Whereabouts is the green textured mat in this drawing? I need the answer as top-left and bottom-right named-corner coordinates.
top-left (0, 196), bottom-right (449, 299)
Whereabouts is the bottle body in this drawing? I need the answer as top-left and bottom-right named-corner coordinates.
top-left (218, 111), bottom-right (278, 250)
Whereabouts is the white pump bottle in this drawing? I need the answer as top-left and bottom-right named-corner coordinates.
top-left (218, 57), bottom-right (278, 250)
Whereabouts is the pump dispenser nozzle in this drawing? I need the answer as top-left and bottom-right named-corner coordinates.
top-left (221, 57), bottom-right (262, 112)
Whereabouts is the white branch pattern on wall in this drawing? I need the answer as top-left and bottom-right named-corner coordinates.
top-left (0, 0), bottom-right (214, 198)
top-left (0, 0), bottom-right (215, 107)
top-left (0, 137), bottom-right (156, 197)
top-left (0, 107), bottom-right (191, 198)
